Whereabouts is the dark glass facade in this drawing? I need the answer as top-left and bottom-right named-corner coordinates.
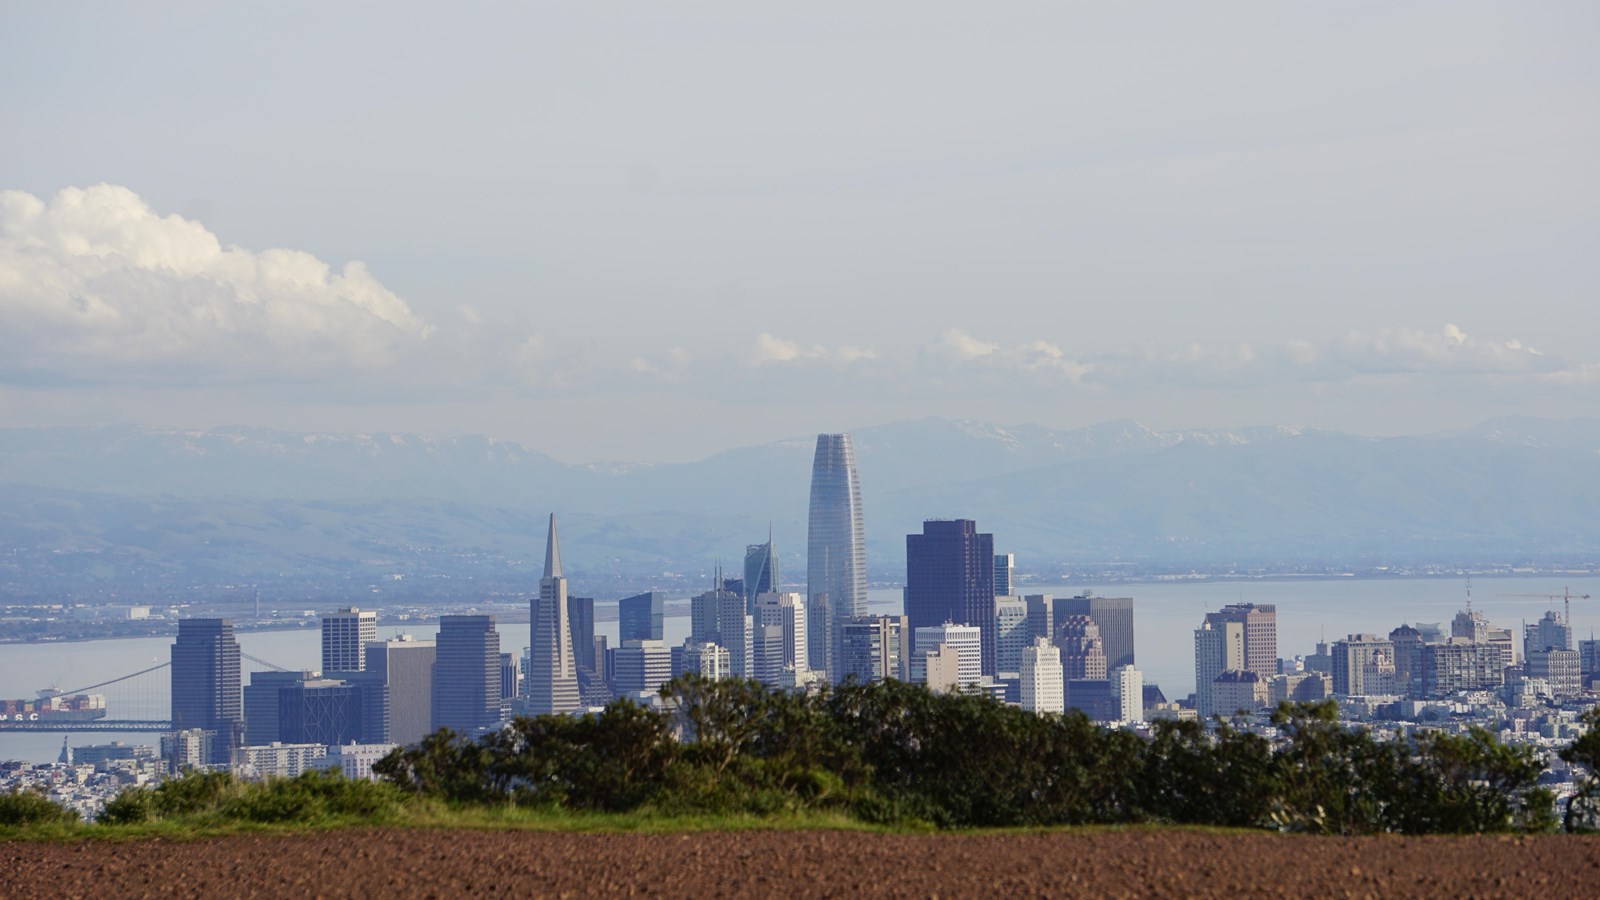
top-left (619, 592), bottom-right (664, 642)
top-left (432, 615), bottom-right (500, 736)
top-left (171, 618), bottom-right (243, 765)
top-left (905, 520), bottom-right (996, 676)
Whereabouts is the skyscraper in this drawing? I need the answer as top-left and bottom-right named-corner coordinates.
top-left (906, 519), bottom-right (996, 675)
top-left (432, 615), bottom-right (500, 735)
top-left (1193, 616), bottom-right (1244, 719)
top-left (1204, 603), bottom-right (1277, 678)
top-left (807, 433), bottom-right (866, 680)
top-left (1330, 634), bottom-right (1396, 697)
top-left (1057, 615), bottom-right (1108, 681)
top-left (909, 622), bottom-right (982, 690)
top-left (568, 596), bottom-right (596, 674)
top-left (753, 592), bottom-right (808, 677)
top-left (1020, 637), bottom-right (1064, 715)
top-left (613, 639), bottom-right (673, 697)
top-left (171, 618), bottom-right (243, 765)
top-left (365, 636), bottom-right (435, 745)
top-left (1524, 610), bottom-right (1572, 657)
top-left (993, 553), bottom-right (1014, 596)
top-left (619, 592), bottom-right (664, 642)
top-left (838, 615), bottom-right (909, 684)
top-left (1055, 594), bottom-right (1136, 672)
top-left (1112, 665), bottom-right (1144, 723)
top-left (994, 595), bottom-right (1029, 674)
top-left (527, 515), bottom-right (580, 716)
top-left (744, 535), bottom-right (779, 604)
top-left (321, 608), bottom-right (376, 674)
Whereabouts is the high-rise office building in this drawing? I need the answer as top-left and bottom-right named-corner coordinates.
top-left (681, 642), bottom-right (732, 680)
top-left (432, 615), bottom-right (500, 735)
top-left (906, 519), bottom-right (996, 675)
top-left (1388, 624), bottom-right (1424, 696)
top-left (1419, 638), bottom-right (1505, 698)
top-left (1112, 665), bottom-right (1144, 723)
top-left (365, 636), bottom-right (435, 746)
top-left (1331, 635), bottom-right (1396, 696)
top-left (993, 554), bottom-right (1014, 596)
top-left (278, 677), bottom-right (380, 746)
top-left (719, 590), bottom-right (752, 678)
top-left (744, 536), bottom-right (779, 604)
top-left (838, 615), bottom-right (909, 684)
top-left (994, 596), bottom-right (1029, 674)
top-left (1020, 637), bottom-right (1063, 715)
top-left (691, 578), bottom-right (752, 678)
top-left (909, 622), bottom-right (982, 689)
top-left (1453, 607), bottom-right (1515, 668)
top-left (1526, 648), bottom-right (1582, 699)
top-left (1025, 594), bottom-right (1056, 643)
top-left (807, 433), bottom-right (867, 680)
top-left (691, 586), bottom-right (721, 644)
top-left (1055, 595), bottom-right (1136, 672)
top-left (1193, 616), bottom-right (1245, 719)
top-left (242, 670), bottom-right (314, 746)
top-left (171, 618), bottom-right (243, 765)
top-left (752, 625), bottom-right (786, 686)
top-left (1580, 638), bottom-right (1600, 678)
top-left (1203, 604), bottom-right (1277, 677)
top-left (527, 515), bottom-right (580, 716)
top-left (613, 639), bottom-right (673, 698)
top-left (1524, 610), bottom-right (1572, 657)
top-left (753, 592), bottom-right (808, 676)
top-left (568, 596), bottom-right (596, 675)
top-left (619, 592), bottom-right (664, 642)
top-left (1056, 615), bottom-right (1108, 681)
top-left (321, 608), bottom-right (376, 674)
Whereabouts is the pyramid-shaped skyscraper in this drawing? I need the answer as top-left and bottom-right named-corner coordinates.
top-left (527, 514), bottom-right (580, 715)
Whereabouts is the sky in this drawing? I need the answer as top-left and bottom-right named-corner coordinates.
top-left (1, 2), bottom-right (1596, 462)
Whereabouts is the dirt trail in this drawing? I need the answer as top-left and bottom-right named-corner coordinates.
top-left (7, 828), bottom-right (1598, 898)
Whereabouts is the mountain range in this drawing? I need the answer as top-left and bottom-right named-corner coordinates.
top-left (1, 416), bottom-right (1596, 595)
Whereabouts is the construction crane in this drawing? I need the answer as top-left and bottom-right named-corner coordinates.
top-left (1495, 587), bottom-right (1592, 628)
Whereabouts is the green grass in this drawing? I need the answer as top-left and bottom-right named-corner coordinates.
top-left (0, 801), bottom-right (918, 843)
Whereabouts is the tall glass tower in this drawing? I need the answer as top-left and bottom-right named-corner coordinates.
top-left (743, 531), bottom-right (779, 606)
top-left (807, 433), bottom-right (867, 681)
top-left (171, 618), bottom-right (242, 765)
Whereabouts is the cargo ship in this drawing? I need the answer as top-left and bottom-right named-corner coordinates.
top-left (0, 693), bottom-right (107, 723)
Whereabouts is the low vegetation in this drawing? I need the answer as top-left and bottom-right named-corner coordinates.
top-left (8, 677), bottom-right (1600, 840)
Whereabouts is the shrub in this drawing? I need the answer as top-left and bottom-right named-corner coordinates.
top-left (220, 770), bottom-right (404, 824)
top-left (0, 787), bottom-right (79, 827)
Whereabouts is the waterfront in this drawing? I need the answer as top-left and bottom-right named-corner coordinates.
top-left (3, 575), bottom-right (1598, 764)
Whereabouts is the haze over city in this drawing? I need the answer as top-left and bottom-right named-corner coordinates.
top-left (2, 3), bottom-right (1595, 462)
top-left (7, 7), bottom-right (1600, 893)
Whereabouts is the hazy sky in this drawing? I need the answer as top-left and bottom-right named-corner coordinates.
top-left (2, 3), bottom-right (1596, 461)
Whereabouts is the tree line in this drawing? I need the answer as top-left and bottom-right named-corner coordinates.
top-left (374, 675), bottom-right (1600, 833)
top-left (9, 674), bottom-right (1600, 833)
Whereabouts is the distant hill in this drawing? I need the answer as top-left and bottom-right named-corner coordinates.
top-left (0, 416), bottom-right (1596, 593)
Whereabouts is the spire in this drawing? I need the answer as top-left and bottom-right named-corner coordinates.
top-left (543, 514), bottom-right (562, 580)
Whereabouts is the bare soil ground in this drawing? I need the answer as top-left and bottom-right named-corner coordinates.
top-left (7, 828), bottom-right (1599, 898)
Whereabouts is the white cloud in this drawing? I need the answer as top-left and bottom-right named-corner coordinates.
top-left (748, 332), bottom-right (876, 366)
top-left (924, 329), bottom-right (1093, 383)
top-left (920, 323), bottom-right (1587, 393)
top-left (0, 185), bottom-right (430, 382)
top-left (929, 328), bottom-right (1000, 362)
top-left (1325, 323), bottom-right (1552, 376)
